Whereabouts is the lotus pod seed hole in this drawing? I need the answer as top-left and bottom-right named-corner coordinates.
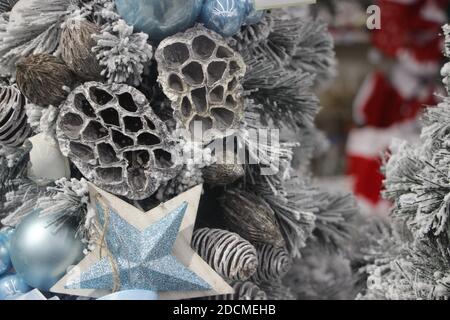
top-left (211, 108), bottom-right (235, 128)
top-left (192, 35), bottom-right (216, 59)
top-left (83, 121), bottom-right (109, 141)
top-left (96, 167), bottom-right (123, 183)
top-left (99, 108), bottom-right (120, 127)
top-left (182, 62), bottom-right (204, 85)
top-left (168, 74), bottom-right (184, 92)
top-left (70, 142), bottom-right (94, 161)
top-left (144, 116), bottom-right (156, 130)
top-left (154, 149), bottom-right (174, 169)
top-left (228, 78), bottom-right (238, 91)
top-left (74, 93), bottom-right (96, 118)
top-left (181, 97), bottom-right (192, 118)
top-left (137, 132), bottom-right (161, 146)
top-left (189, 115), bottom-right (213, 133)
top-left (216, 46), bottom-right (233, 59)
top-left (191, 87), bottom-right (208, 113)
top-left (163, 43), bottom-right (190, 66)
top-left (97, 143), bottom-right (119, 165)
top-left (111, 129), bottom-right (134, 148)
top-left (60, 113), bottom-right (83, 139)
top-left (229, 61), bottom-right (241, 76)
top-left (125, 150), bottom-right (150, 167)
top-left (117, 92), bottom-right (138, 112)
top-left (226, 95), bottom-right (238, 109)
top-left (89, 87), bottom-right (113, 105)
top-left (124, 116), bottom-right (144, 133)
top-left (124, 150), bottom-right (151, 191)
top-left (210, 86), bottom-right (224, 103)
top-left (208, 61), bottom-right (227, 85)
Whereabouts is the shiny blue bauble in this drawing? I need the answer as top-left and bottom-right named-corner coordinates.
top-left (0, 227), bottom-right (15, 240)
top-left (200, 0), bottom-right (247, 37)
top-left (98, 290), bottom-right (159, 300)
top-left (0, 235), bottom-right (12, 275)
top-left (115, 0), bottom-right (204, 41)
top-left (0, 274), bottom-right (31, 300)
top-left (10, 212), bottom-right (85, 291)
top-left (0, 235), bottom-right (11, 269)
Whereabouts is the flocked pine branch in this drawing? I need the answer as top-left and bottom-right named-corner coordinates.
top-left (309, 192), bottom-right (357, 250)
top-left (80, 0), bottom-right (119, 25)
top-left (0, 0), bottom-right (74, 73)
top-left (247, 169), bottom-right (317, 259)
top-left (360, 24), bottom-right (450, 300)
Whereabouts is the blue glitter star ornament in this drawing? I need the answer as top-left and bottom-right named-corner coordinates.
top-left (51, 183), bottom-right (233, 299)
top-left (66, 202), bottom-right (210, 292)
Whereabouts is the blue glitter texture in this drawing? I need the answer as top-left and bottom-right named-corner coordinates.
top-left (66, 202), bottom-right (211, 292)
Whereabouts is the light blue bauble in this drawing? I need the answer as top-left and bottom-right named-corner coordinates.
top-left (0, 274), bottom-right (31, 300)
top-left (200, 0), bottom-right (247, 37)
top-left (0, 235), bottom-right (11, 275)
top-left (98, 290), bottom-right (159, 300)
top-left (115, 0), bottom-right (204, 41)
top-left (10, 212), bottom-right (85, 291)
top-left (0, 227), bottom-right (15, 240)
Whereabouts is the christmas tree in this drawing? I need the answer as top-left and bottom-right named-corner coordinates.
top-left (0, 0), bottom-right (357, 300)
top-left (357, 24), bottom-right (450, 301)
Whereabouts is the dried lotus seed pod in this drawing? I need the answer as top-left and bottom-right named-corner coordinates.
top-left (0, 85), bottom-right (32, 148)
top-left (57, 82), bottom-right (181, 200)
top-left (155, 26), bottom-right (246, 142)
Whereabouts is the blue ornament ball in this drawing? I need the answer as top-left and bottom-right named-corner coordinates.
top-left (0, 274), bottom-right (31, 300)
top-left (10, 212), bottom-right (85, 291)
top-left (199, 0), bottom-right (247, 37)
top-left (0, 227), bottom-right (15, 240)
top-left (115, 0), bottom-right (204, 41)
top-left (0, 235), bottom-right (11, 275)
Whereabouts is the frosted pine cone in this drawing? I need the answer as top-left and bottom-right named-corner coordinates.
top-left (0, 85), bottom-right (32, 147)
top-left (192, 228), bottom-right (258, 281)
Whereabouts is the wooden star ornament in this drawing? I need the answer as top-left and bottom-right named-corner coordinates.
top-left (51, 183), bottom-right (233, 299)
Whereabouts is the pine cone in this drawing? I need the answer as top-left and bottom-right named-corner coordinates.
top-left (252, 244), bottom-right (293, 284)
top-left (202, 151), bottom-right (244, 186)
top-left (0, 85), bottom-right (32, 147)
top-left (0, 0), bottom-right (18, 13)
top-left (192, 228), bottom-right (258, 281)
top-left (221, 190), bottom-right (285, 247)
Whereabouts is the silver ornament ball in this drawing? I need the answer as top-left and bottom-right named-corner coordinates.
top-left (10, 212), bottom-right (85, 291)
